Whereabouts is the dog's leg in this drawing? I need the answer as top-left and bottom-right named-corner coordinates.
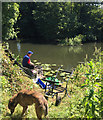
top-left (21, 106), bottom-right (28, 116)
top-left (35, 104), bottom-right (43, 120)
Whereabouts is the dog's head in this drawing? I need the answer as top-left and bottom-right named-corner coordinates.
top-left (8, 99), bottom-right (17, 115)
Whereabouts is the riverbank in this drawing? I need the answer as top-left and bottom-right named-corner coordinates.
top-left (0, 47), bottom-right (42, 118)
top-left (0, 45), bottom-right (103, 119)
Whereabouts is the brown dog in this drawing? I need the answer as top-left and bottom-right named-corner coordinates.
top-left (8, 89), bottom-right (48, 120)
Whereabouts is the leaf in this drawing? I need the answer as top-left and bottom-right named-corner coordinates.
top-left (33, 60), bottom-right (37, 63)
top-left (81, 84), bottom-right (88, 88)
top-left (45, 64), bottom-right (50, 67)
top-left (51, 70), bottom-right (55, 74)
top-left (43, 68), bottom-right (51, 71)
top-left (85, 102), bottom-right (90, 114)
top-left (88, 89), bottom-right (94, 100)
top-left (83, 97), bottom-right (87, 103)
top-left (94, 82), bottom-right (101, 86)
top-left (35, 62), bottom-right (41, 65)
top-left (60, 72), bottom-right (66, 77)
top-left (92, 101), bottom-right (95, 115)
top-left (52, 64), bottom-right (56, 67)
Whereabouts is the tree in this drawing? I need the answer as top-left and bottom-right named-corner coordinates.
top-left (2, 2), bottom-right (19, 40)
top-left (73, 2), bottom-right (103, 42)
top-left (15, 2), bottom-right (103, 44)
top-left (32, 2), bottom-right (61, 43)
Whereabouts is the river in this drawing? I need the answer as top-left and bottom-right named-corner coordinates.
top-left (8, 41), bottom-right (103, 71)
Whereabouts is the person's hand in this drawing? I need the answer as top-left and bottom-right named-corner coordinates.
top-left (30, 62), bottom-right (34, 65)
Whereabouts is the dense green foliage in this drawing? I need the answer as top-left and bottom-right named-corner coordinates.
top-left (2, 3), bottom-right (19, 40)
top-left (2, 2), bottom-right (103, 44)
top-left (16, 2), bottom-right (103, 44)
top-left (72, 48), bottom-right (103, 118)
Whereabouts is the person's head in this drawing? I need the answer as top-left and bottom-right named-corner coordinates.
top-left (27, 51), bottom-right (33, 57)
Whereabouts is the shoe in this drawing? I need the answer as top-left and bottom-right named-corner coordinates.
top-left (32, 78), bottom-right (38, 83)
top-left (32, 70), bottom-right (37, 74)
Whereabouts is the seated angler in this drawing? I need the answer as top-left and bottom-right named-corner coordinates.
top-left (22, 51), bottom-right (34, 69)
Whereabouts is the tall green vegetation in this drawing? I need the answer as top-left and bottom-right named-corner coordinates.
top-left (2, 2), bottom-right (103, 44)
top-left (2, 2), bottom-right (19, 40)
top-left (71, 47), bottom-right (103, 118)
top-left (17, 2), bottom-right (103, 44)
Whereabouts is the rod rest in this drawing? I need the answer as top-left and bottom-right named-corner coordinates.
top-left (42, 78), bottom-right (59, 83)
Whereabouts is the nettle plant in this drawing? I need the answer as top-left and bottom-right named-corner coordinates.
top-left (71, 47), bottom-right (102, 118)
top-left (80, 50), bottom-right (103, 118)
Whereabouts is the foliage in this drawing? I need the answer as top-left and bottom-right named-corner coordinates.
top-left (72, 47), bottom-right (103, 118)
top-left (2, 54), bottom-right (23, 94)
top-left (16, 2), bottom-right (103, 44)
top-left (0, 48), bottom-right (41, 118)
top-left (2, 3), bottom-right (20, 40)
top-left (60, 34), bottom-right (83, 46)
top-left (2, 2), bottom-right (102, 44)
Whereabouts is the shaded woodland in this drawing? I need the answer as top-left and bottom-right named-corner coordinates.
top-left (2, 2), bottom-right (103, 45)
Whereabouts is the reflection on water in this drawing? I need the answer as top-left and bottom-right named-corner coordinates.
top-left (8, 41), bottom-right (103, 71)
top-left (17, 42), bottom-right (21, 52)
top-left (68, 46), bottom-right (83, 53)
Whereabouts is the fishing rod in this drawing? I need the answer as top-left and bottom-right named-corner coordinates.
top-left (55, 65), bottom-right (63, 78)
top-left (65, 68), bottom-right (75, 97)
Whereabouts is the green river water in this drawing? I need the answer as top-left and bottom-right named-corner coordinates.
top-left (8, 41), bottom-right (103, 71)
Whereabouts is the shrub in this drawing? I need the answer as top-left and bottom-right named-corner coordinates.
top-left (61, 34), bottom-right (84, 46)
top-left (69, 34), bottom-right (83, 46)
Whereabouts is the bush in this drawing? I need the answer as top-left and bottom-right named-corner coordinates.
top-left (72, 47), bottom-right (103, 118)
top-left (69, 34), bottom-right (83, 46)
top-left (60, 34), bottom-right (84, 46)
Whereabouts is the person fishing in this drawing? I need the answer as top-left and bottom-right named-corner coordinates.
top-left (22, 51), bottom-right (34, 69)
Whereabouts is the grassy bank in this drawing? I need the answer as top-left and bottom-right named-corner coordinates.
top-left (0, 46), bottom-right (103, 119)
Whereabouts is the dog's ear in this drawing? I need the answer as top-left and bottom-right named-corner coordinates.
top-left (8, 100), bottom-right (14, 109)
top-left (10, 101), bottom-right (15, 106)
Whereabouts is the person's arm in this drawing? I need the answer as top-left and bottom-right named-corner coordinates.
top-left (27, 59), bottom-right (30, 64)
top-left (28, 59), bottom-right (34, 65)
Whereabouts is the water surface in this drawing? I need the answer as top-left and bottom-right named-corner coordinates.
top-left (8, 41), bottom-right (103, 71)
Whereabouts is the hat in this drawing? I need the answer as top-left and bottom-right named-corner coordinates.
top-left (27, 51), bottom-right (33, 54)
